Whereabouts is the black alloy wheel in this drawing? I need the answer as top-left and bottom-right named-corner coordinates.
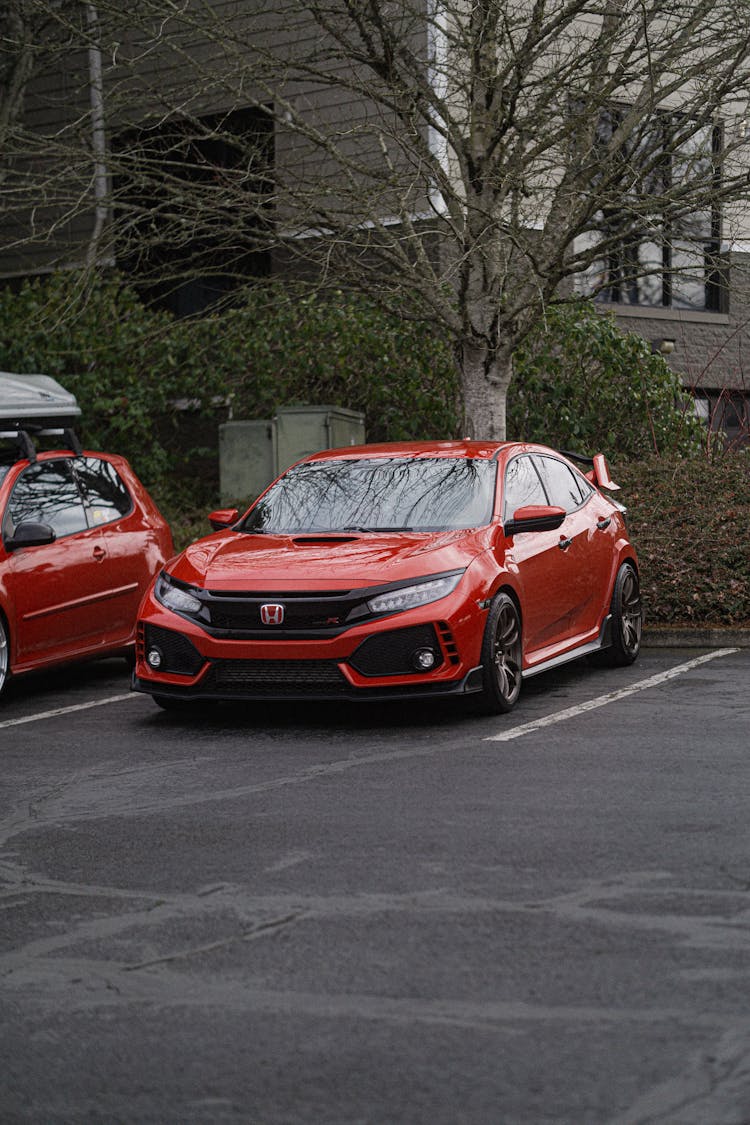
top-left (600, 562), bottom-right (642, 666)
top-left (477, 592), bottom-right (523, 713)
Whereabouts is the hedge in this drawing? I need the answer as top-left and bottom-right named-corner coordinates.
top-left (616, 453), bottom-right (750, 627)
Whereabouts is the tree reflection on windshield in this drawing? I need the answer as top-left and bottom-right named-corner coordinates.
top-left (240, 457), bottom-right (496, 533)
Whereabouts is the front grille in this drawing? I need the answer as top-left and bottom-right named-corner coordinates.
top-left (205, 591), bottom-right (360, 634)
top-left (204, 659), bottom-right (349, 697)
top-left (195, 572), bottom-right (462, 639)
top-left (349, 624), bottom-right (443, 677)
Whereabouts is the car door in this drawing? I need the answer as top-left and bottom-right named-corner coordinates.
top-left (3, 457), bottom-right (114, 663)
top-left (501, 453), bottom-right (580, 655)
top-left (532, 453), bottom-right (613, 639)
top-left (72, 455), bottom-right (152, 643)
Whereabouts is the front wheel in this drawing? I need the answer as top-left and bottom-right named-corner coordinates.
top-left (0, 615), bottom-right (9, 700)
top-left (476, 592), bottom-right (523, 714)
top-left (600, 562), bottom-right (642, 666)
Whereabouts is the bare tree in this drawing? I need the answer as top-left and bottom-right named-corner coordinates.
top-left (5, 0), bottom-right (750, 437)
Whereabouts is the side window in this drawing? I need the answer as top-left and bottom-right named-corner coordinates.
top-left (74, 457), bottom-right (133, 527)
top-left (534, 456), bottom-right (589, 513)
top-left (5, 459), bottom-right (88, 538)
top-left (503, 456), bottom-right (547, 520)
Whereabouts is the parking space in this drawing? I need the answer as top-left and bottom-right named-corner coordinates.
top-left (1, 645), bottom-right (749, 1124)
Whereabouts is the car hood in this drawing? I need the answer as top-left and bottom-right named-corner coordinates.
top-left (169, 529), bottom-right (492, 591)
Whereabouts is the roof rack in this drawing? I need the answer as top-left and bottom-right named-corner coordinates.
top-left (0, 423), bottom-right (84, 463)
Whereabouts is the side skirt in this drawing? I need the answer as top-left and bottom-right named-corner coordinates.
top-left (522, 616), bottom-right (613, 680)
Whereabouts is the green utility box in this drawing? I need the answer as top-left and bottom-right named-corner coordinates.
top-left (219, 405), bottom-right (365, 504)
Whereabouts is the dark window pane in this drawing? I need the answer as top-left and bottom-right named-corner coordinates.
top-left (534, 456), bottom-right (586, 512)
top-left (75, 457), bottom-right (133, 526)
top-left (6, 459), bottom-right (87, 537)
top-left (584, 110), bottom-right (722, 311)
top-left (503, 456), bottom-right (547, 518)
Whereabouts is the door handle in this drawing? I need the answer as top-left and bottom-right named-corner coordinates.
top-left (597, 516), bottom-right (612, 531)
top-left (92, 545), bottom-right (106, 561)
top-left (558, 536), bottom-right (572, 551)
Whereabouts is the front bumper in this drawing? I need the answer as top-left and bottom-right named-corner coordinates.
top-left (132, 595), bottom-right (487, 704)
top-left (132, 663), bottom-right (484, 703)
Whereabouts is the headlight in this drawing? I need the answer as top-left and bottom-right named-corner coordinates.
top-left (366, 572), bottom-right (463, 614)
top-left (154, 572), bottom-right (203, 616)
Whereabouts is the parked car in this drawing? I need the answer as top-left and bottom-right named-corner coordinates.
top-left (0, 426), bottom-right (174, 698)
top-left (132, 440), bottom-right (641, 715)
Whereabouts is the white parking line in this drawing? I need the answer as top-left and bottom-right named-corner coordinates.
top-left (0, 692), bottom-right (138, 730)
top-left (484, 648), bottom-right (739, 742)
top-left (0, 648), bottom-right (739, 735)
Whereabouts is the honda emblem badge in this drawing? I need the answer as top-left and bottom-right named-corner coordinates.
top-left (260, 603), bottom-right (285, 625)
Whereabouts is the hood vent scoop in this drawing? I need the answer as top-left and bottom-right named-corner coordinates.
top-left (292, 535), bottom-right (359, 546)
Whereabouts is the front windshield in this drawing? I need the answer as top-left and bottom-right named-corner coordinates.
top-left (239, 457), bottom-right (497, 534)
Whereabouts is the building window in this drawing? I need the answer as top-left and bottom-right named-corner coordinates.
top-left (113, 107), bottom-right (274, 316)
top-left (581, 108), bottom-right (723, 312)
top-left (693, 391), bottom-right (750, 446)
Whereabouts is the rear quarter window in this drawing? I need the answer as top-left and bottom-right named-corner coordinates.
top-left (74, 457), bottom-right (134, 526)
top-left (533, 455), bottom-right (591, 512)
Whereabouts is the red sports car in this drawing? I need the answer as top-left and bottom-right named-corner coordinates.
top-left (0, 428), bottom-right (174, 698)
top-left (132, 441), bottom-right (641, 714)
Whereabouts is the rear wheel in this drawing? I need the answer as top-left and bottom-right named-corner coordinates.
top-left (0, 615), bottom-right (9, 699)
top-left (476, 592), bottom-right (523, 713)
top-left (600, 562), bottom-right (642, 666)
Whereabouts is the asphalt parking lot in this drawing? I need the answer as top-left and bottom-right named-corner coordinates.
top-left (1, 643), bottom-right (749, 1124)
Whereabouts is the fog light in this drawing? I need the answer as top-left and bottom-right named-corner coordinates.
top-left (413, 647), bottom-right (437, 671)
top-left (147, 647), bottom-right (163, 669)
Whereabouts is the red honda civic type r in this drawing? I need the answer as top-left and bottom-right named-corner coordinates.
top-left (132, 440), bottom-right (642, 713)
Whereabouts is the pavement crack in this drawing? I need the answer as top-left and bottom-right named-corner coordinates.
top-left (121, 911), bottom-right (303, 972)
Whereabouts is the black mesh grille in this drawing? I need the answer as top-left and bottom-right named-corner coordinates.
top-left (349, 624), bottom-right (443, 677)
top-left (206, 592), bottom-right (357, 633)
top-left (144, 624), bottom-right (204, 676)
top-left (204, 659), bottom-right (349, 697)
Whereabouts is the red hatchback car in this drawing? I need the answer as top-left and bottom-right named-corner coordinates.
top-left (0, 427), bottom-right (174, 698)
top-left (132, 441), bottom-right (642, 714)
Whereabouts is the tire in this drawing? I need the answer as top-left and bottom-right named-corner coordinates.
top-left (0, 614), bottom-right (9, 700)
top-left (599, 562), bottom-right (642, 667)
top-left (476, 592), bottom-right (523, 713)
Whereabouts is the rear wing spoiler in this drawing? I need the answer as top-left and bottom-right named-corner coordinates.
top-left (0, 425), bottom-right (84, 463)
top-left (560, 450), bottom-right (620, 491)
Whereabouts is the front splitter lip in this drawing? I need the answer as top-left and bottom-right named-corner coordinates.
top-left (131, 666), bottom-right (484, 704)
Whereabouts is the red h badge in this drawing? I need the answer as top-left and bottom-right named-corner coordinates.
top-left (260, 603), bottom-right (285, 625)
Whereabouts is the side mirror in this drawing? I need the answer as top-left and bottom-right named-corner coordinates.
top-left (5, 521), bottom-right (57, 551)
top-left (208, 507), bottom-right (239, 530)
top-left (504, 505), bottom-right (566, 536)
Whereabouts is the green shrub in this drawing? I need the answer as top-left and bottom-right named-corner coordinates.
top-left (0, 273), bottom-right (226, 493)
top-left (0, 275), bottom-right (460, 504)
top-left (510, 302), bottom-right (703, 459)
top-left (618, 452), bottom-right (750, 626)
top-left (197, 284), bottom-right (461, 442)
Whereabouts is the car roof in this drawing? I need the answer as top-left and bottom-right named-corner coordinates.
top-left (302, 440), bottom-right (516, 463)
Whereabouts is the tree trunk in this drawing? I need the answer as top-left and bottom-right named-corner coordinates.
top-left (459, 343), bottom-right (513, 441)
